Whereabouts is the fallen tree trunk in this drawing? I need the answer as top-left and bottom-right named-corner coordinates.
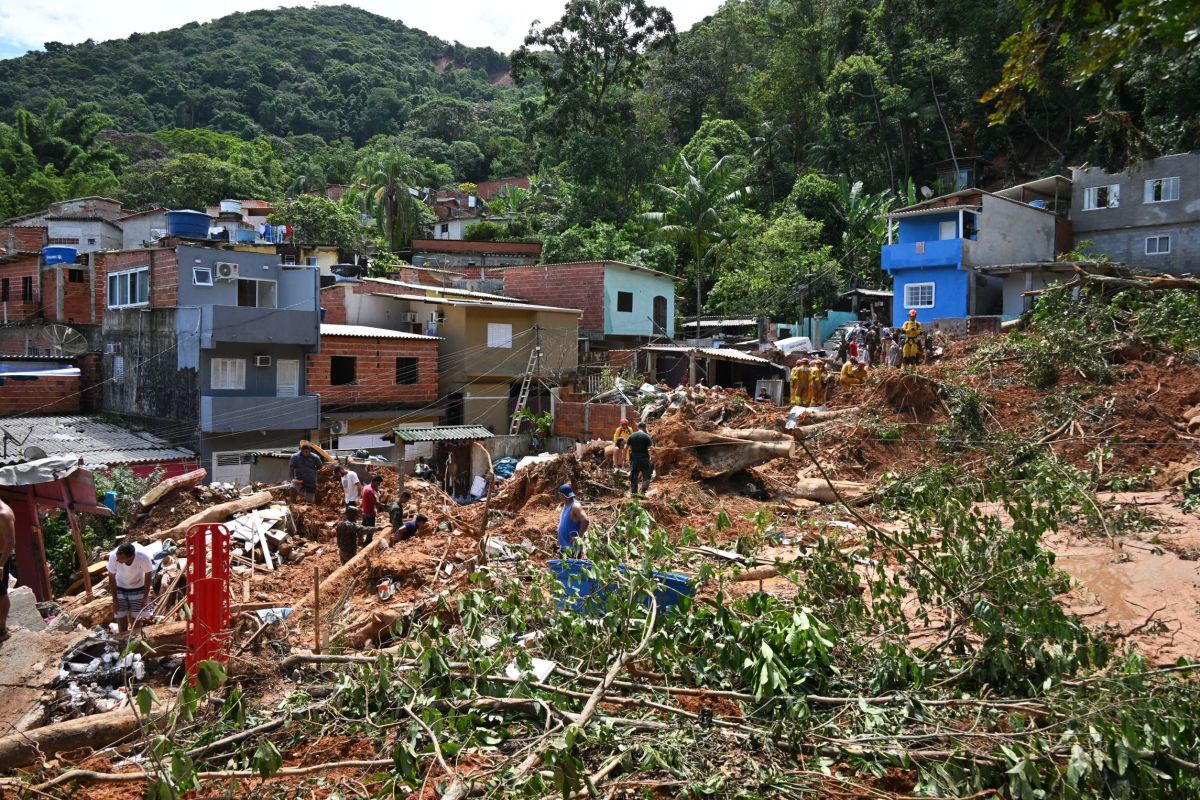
top-left (0, 706), bottom-right (160, 770)
top-left (715, 427), bottom-right (791, 443)
top-left (794, 477), bottom-right (867, 503)
top-left (138, 468), bottom-right (207, 508)
top-left (149, 491), bottom-right (275, 541)
top-left (290, 533), bottom-right (391, 646)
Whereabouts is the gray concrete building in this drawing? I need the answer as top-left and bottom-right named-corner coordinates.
top-left (1070, 151), bottom-right (1200, 274)
top-left (101, 244), bottom-right (321, 481)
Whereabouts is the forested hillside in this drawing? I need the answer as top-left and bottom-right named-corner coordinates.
top-left (1, 0), bottom-right (1197, 318)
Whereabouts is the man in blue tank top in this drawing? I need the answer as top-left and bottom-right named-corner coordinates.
top-left (557, 483), bottom-right (589, 555)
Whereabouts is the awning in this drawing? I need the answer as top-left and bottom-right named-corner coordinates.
top-left (392, 425), bottom-right (494, 443)
top-left (0, 455), bottom-right (112, 515)
top-left (641, 345), bottom-right (787, 370)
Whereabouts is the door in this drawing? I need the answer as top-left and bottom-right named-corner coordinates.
top-left (938, 219), bottom-right (958, 240)
top-left (212, 452), bottom-right (253, 485)
top-left (276, 359), bottom-right (299, 397)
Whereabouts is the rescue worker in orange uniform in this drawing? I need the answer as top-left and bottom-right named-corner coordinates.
top-left (901, 309), bottom-right (924, 368)
top-left (807, 359), bottom-right (826, 406)
top-left (612, 418), bottom-right (634, 468)
top-left (790, 358), bottom-right (810, 405)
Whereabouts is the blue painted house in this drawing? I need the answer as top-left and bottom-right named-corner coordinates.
top-left (881, 184), bottom-right (1065, 324)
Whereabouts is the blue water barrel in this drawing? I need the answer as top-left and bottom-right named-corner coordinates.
top-left (43, 245), bottom-right (78, 265)
top-left (165, 210), bottom-right (211, 239)
top-left (102, 491), bottom-right (118, 513)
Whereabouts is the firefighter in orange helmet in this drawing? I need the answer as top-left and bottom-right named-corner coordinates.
top-left (901, 309), bottom-right (924, 367)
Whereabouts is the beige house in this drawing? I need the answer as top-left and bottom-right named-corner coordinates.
top-left (322, 279), bottom-right (580, 432)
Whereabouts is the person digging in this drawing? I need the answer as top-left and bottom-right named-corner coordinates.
top-left (627, 422), bottom-right (654, 496)
top-left (289, 443), bottom-right (323, 503)
top-left (556, 484), bottom-right (589, 556)
top-left (336, 505), bottom-right (378, 564)
top-left (107, 541), bottom-right (154, 636)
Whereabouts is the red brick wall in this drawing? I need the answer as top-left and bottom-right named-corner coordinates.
top-left (609, 350), bottom-right (636, 370)
top-left (307, 335), bottom-right (439, 408)
top-left (93, 247), bottom-right (178, 320)
top-left (60, 268), bottom-right (93, 324)
top-left (0, 255), bottom-right (43, 322)
top-left (77, 352), bottom-right (103, 411)
top-left (553, 396), bottom-right (627, 441)
top-left (0, 374), bottom-right (79, 414)
top-left (1, 226), bottom-right (47, 253)
top-left (501, 263), bottom-right (604, 332)
top-left (319, 284), bottom-right (348, 324)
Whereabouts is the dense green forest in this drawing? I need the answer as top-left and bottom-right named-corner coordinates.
top-left (1, 0), bottom-right (1197, 319)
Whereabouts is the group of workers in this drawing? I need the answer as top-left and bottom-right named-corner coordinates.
top-left (786, 310), bottom-right (927, 405)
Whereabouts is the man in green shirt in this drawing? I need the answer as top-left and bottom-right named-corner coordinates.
top-left (627, 422), bottom-right (653, 496)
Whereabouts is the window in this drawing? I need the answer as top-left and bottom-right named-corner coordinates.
top-left (22, 276), bottom-right (33, 301)
top-left (237, 279), bottom-right (277, 308)
top-left (1083, 184), bottom-right (1120, 210)
top-left (282, 255), bottom-right (297, 265)
top-left (938, 219), bottom-right (958, 240)
top-left (904, 282), bottom-right (935, 309)
top-left (211, 358), bottom-right (246, 390)
top-left (652, 296), bottom-right (668, 332)
top-left (1, 278), bottom-right (7, 301)
top-left (306, 257), bottom-right (318, 266)
top-left (395, 357), bottom-right (419, 385)
top-left (331, 356), bottom-right (357, 385)
top-left (193, 267), bottom-right (213, 286)
top-left (107, 267), bottom-right (150, 308)
top-left (1144, 177), bottom-right (1180, 203)
top-left (616, 291), bottom-right (634, 312)
top-left (68, 269), bottom-right (85, 283)
top-left (1146, 235), bottom-right (1171, 255)
top-left (487, 322), bottom-right (513, 348)
top-left (112, 355), bottom-right (124, 378)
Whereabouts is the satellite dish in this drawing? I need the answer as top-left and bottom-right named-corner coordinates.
top-left (22, 445), bottom-right (47, 461)
top-left (40, 324), bottom-right (88, 357)
top-left (920, 186), bottom-right (934, 199)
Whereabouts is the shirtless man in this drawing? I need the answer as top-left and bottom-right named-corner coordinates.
top-left (0, 499), bottom-right (15, 641)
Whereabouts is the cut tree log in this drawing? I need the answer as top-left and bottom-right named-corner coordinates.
top-left (694, 439), bottom-right (795, 478)
top-left (0, 706), bottom-right (164, 769)
top-left (138, 468), bottom-right (207, 508)
top-left (715, 427), bottom-right (791, 443)
top-left (149, 491), bottom-right (274, 541)
top-left (289, 533), bottom-right (391, 645)
top-left (794, 477), bottom-right (867, 503)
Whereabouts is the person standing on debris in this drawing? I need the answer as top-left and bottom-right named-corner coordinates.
top-left (556, 484), bottom-right (589, 554)
top-left (790, 358), bottom-right (809, 405)
top-left (886, 334), bottom-right (902, 368)
top-left (612, 418), bottom-right (634, 468)
top-left (361, 474), bottom-right (383, 528)
top-left (335, 465), bottom-right (361, 507)
top-left (866, 323), bottom-right (881, 366)
top-left (396, 514), bottom-right (430, 541)
top-left (336, 506), bottom-right (377, 564)
top-left (107, 542), bottom-right (154, 635)
top-left (807, 359), bottom-right (826, 406)
top-left (289, 444), bottom-right (324, 503)
top-left (627, 422), bottom-right (654, 495)
top-left (0, 498), bottom-right (15, 642)
top-left (901, 310), bottom-right (924, 368)
top-left (413, 456), bottom-right (433, 480)
top-left (389, 489), bottom-right (413, 529)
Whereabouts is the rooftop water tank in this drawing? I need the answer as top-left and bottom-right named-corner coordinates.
top-left (166, 210), bottom-right (212, 239)
top-left (219, 199), bottom-right (243, 215)
top-left (42, 245), bottom-right (78, 265)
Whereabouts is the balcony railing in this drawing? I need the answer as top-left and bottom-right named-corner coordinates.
top-left (201, 305), bottom-right (319, 349)
top-left (882, 238), bottom-right (970, 270)
top-left (200, 394), bottom-right (319, 433)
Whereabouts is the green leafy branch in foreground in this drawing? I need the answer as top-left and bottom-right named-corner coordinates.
top-left (90, 449), bottom-right (1200, 800)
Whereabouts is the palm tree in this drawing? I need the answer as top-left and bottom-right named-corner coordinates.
top-left (353, 151), bottom-right (425, 251)
top-left (832, 176), bottom-right (893, 287)
top-left (644, 154), bottom-right (752, 337)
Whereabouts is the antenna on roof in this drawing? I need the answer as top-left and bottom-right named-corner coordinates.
top-left (920, 186), bottom-right (934, 199)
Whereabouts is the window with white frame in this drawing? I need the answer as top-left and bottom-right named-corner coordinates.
top-left (486, 322), bottom-right (513, 348)
top-left (193, 267), bottom-right (213, 286)
top-left (1144, 177), bottom-right (1179, 203)
top-left (107, 267), bottom-right (150, 308)
top-left (211, 357), bottom-right (246, 390)
top-left (1083, 184), bottom-right (1120, 210)
top-left (904, 282), bottom-right (936, 309)
top-left (1145, 235), bottom-right (1171, 255)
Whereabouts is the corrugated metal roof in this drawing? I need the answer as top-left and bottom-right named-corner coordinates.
top-left (364, 277), bottom-right (512, 301)
top-left (0, 415), bottom-right (196, 469)
top-left (367, 292), bottom-right (582, 315)
top-left (641, 345), bottom-right (784, 368)
top-left (392, 425), bottom-right (494, 442)
top-left (320, 324), bottom-right (439, 341)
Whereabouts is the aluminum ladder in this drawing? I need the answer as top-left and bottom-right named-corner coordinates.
top-left (509, 344), bottom-right (540, 434)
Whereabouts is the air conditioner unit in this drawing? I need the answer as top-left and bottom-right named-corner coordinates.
top-left (429, 311), bottom-right (446, 324)
top-left (104, 343), bottom-right (121, 355)
top-left (401, 312), bottom-right (419, 323)
top-left (254, 355), bottom-right (272, 367)
top-left (215, 262), bottom-right (240, 281)
top-left (329, 420), bottom-right (349, 435)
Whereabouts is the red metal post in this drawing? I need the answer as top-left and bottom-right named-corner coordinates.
top-left (185, 523), bottom-right (231, 677)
